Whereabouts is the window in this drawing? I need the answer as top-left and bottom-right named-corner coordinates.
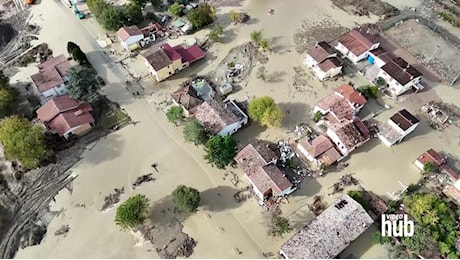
top-left (169, 71), bottom-right (172, 75)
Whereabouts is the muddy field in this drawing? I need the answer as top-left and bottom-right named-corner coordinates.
top-left (385, 19), bottom-right (460, 83)
top-left (293, 18), bottom-right (349, 54)
top-left (331, 0), bottom-right (400, 17)
top-left (208, 42), bottom-right (268, 87)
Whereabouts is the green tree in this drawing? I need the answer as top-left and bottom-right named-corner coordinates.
top-left (168, 2), bottom-right (182, 16)
top-left (264, 208), bottom-right (292, 237)
top-left (208, 24), bottom-right (223, 42)
top-left (145, 11), bottom-right (158, 22)
top-left (0, 88), bottom-right (18, 117)
top-left (71, 47), bottom-right (89, 66)
top-left (204, 135), bottom-right (237, 169)
top-left (66, 41), bottom-right (80, 56)
top-left (166, 106), bottom-right (183, 126)
top-left (183, 120), bottom-right (208, 145)
top-left (115, 194), bottom-right (150, 230)
top-left (125, 4), bottom-right (144, 25)
top-left (313, 111), bottom-right (323, 122)
top-left (347, 190), bottom-right (371, 210)
top-left (375, 77), bottom-right (386, 87)
top-left (172, 185), bottom-right (201, 212)
top-left (248, 96), bottom-right (284, 127)
top-left (0, 70), bottom-right (9, 88)
top-left (250, 30), bottom-right (263, 45)
top-left (372, 231), bottom-right (391, 244)
top-left (423, 161), bottom-right (437, 173)
top-left (150, 0), bottom-right (162, 7)
top-left (0, 116), bottom-right (51, 169)
top-left (99, 7), bottom-right (127, 31)
top-left (130, 0), bottom-right (147, 8)
top-left (186, 3), bottom-right (216, 29)
top-left (357, 85), bottom-right (378, 99)
top-left (67, 65), bottom-right (100, 102)
top-left (259, 38), bottom-right (269, 51)
top-left (229, 10), bottom-right (239, 23)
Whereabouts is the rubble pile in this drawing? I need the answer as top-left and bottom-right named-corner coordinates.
top-left (54, 225), bottom-right (70, 236)
top-left (132, 174), bottom-right (156, 190)
top-left (100, 188), bottom-right (124, 211)
top-left (416, 54), bottom-right (459, 83)
top-left (278, 140), bottom-right (296, 163)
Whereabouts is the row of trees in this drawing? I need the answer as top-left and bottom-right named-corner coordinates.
top-left (87, 0), bottom-right (145, 30)
top-left (115, 185), bottom-right (201, 229)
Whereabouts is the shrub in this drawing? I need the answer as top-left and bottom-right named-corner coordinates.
top-left (96, 76), bottom-right (106, 86)
top-left (114, 194), bottom-right (150, 230)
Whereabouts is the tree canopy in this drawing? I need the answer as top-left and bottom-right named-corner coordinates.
top-left (423, 161), bottom-right (437, 173)
top-left (67, 65), bottom-right (100, 102)
top-left (115, 194), bottom-right (150, 230)
top-left (0, 71), bottom-right (18, 117)
top-left (71, 46), bottom-right (90, 66)
top-left (88, 0), bottom-right (143, 30)
top-left (168, 2), bottom-right (182, 16)
top-left (208, 24), bottom-right (223, 42)
top-left (0, 116), bottom-right (51, 169)
top-left (166, 106), bottom-right (183, 126)
top-left (250, 30), bottom-right (263, 44)
top-left (172, 185), bottom-right (201, 212)
top-left (203, 135), bottom-right (237, 169)
top-left (125, 4), bottom-right (144, 25)
top-left (130, 0), bottom-right (147, 8)
top-left (264, 208), bottom-right (292, 237)
top-left (67, 42), bottom-right (80, 56)
top-left (186, 3), bottom-right (216, 29)
top-left (357, 85), bottom-right (378, 99)
top-left (183, 120), bottom-right (208, 145)
top-left (248, 96), bottom-right (284, 127)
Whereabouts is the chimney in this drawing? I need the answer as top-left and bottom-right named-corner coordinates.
top-left (315, 42), bottom-right (318, 47)
top-left (74, 109), bottom-right (83, 116)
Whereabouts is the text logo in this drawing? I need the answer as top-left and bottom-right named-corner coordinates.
top-left (381, 214), bottom-right (414, 237)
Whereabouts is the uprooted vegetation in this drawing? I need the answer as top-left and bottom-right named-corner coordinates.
top-left (331, 0), bottom-right (400, 18)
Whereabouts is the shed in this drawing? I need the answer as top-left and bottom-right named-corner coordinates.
top-left (218, 82), bottom-right (233, 96)
top-left (171, 20), bottom-right (186, 28)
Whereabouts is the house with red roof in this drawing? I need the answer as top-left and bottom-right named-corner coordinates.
top-left (142, 43), bottom-right (205, 82)
top-left (314, 84), bottom-right (367, 123)
top-left (297, 135), bottom-right (342, 166)
top-left (335, 29), bottom-right (380, 64)
top-left (414, 149), bottom-right (459, 182)
top-left (234, 141), bottom-right (296, 201)
top-left (36, 95), bottom-right (95, 139)
top-left (304, 41), bottom-right (343, 81)
top-left (116, 26), bottom-right (145, 51)
top-left (30, 55), bottom-right (71, 100)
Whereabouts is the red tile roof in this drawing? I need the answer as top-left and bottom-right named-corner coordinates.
top-left (307, 41), bottom-right (335, 63)
top-left (317, 57), bottom-right (342, 72)
top-left (339, 29), bottom-right (377, 56)
top-left (160, 43), bottom-right (182, 61)
top-left (175, 45), bottom-right (206, 63)
top-left (335, 84), bottom-right (367, 106)
top-left (171, 85), bottom-right (203, 113)
top-left (36, 95), bottom-right (94, 136)
top-left (316, 94), bottom-right (355, 121)
top-left (117, 26), bottom-right (143, 41)
top-left (31, 55), bottom-right (70, 92)
top-left (381, 57), bottom-right (422, 85)
top-left (235, 142), bottom-right (292, 196)
top-left (416, 149), bottom-right (446, 167)
top-left (195, 99), bottom-right (240, 135)
top-left (329, 118), bottom-right (369, 151)
top-left (318, 147), bottom-right (342, 165)
top-left (298, 135), bottom-right (334, 158)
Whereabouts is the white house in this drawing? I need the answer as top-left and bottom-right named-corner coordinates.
top-left (194, 98), bottom-right (248, 136)
top-left (377, 57), bottom-right (423, 97)
top-left (314, 84), bottom-right (367, 123)
top-left (377, 109), bottom-right (420, 147)
top-left (31, 54), bottom-right (70, 100)
top-left (304, 41), bottom-right (343, 81)
top-left (235, 141), bottom-right (296, 201)
top-left (117, 26), bottom-right (145, 51)
top-left (326, 117), bottom-right (370, 157)
top-left (335, 29), bottom-right (380, 64)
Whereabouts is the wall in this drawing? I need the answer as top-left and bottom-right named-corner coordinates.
top-left (378, 133), bottom-right (395, 147)
top-left (42, 88), bottom-right (59, 100)
top-left (246, 176), bottom-right (264, 200)
top-left (326, 129), bottom-right (349, 156)
top-left (414, 160), bottom-right (424, 171)
top-left (304, 54), bottom-right (317, 68)
top-left (218, 122), bottom-right (241, 136)
top-left (63, 123), bottom-right (92, 139)
top-left (297, 143), bottom-right (315, 162)
top-left (277, 186), bottom-right (297, 197)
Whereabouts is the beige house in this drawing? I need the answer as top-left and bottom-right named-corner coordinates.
top-left (142, 43), bottom-right (205, 82)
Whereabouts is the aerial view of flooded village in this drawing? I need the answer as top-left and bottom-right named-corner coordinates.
top-left (0, 0), bottom-right (460, 259)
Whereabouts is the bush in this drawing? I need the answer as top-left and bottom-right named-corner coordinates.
top-left (172, 185), bottom-right (201, 212)
top-left (248, 96), bottom-right (283, 127)
top-left (166, 106), bottom-right (183, 126)
top-left (183, 120), bottom-right (208, 145)
top-left (204, 135), bottom-right (237, 169)
top-left (347, 190), bottom-right (371, 211)
top-left (115, 194), bottom-right (150, 230)
top-left (186, 3), bottom-right (216, 29)
top-left (313, 111), bottom-right (323, 122)
top-left (357, 85), bottom-right (378, 99)
top-left (96, 76), bottom-right (106, 86)
top-left (168, 2), bottom-right (182, 16)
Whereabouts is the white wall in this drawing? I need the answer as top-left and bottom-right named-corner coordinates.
top-left (304, 55), bottom-right (317, 67)
top-left (277, 186), bottom-right (296, 197)
top-left (378, 133), bottom-right (395, 147)
top-left (42, 88), bottom-right (59, 100)
top-left (326, 128), bottom-right (349, 156)
top-left (218, 122), bottom-right (241, 136)
top-left (414, 160), bottom-right (424, 171)
top-left (120, 35), bottom-right (144, 51)
top-left (297, 143), bottom-right (315, 162)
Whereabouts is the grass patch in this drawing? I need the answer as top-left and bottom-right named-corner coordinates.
top-left (101, 107), bottom-right (130, 130)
